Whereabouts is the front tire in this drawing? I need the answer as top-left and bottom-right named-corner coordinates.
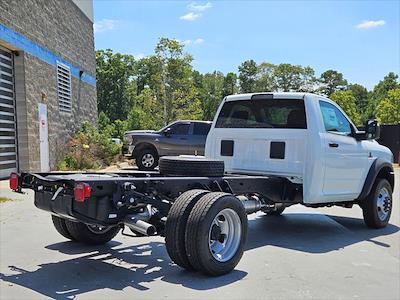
top-left (185, 192), bottom-right (248, 276)
top-left (65, 221), bottom-right (120, 245)
top-left (361, 178), bottom-right (393, 229)
top-left (136, 148), bottom-right (159, 171)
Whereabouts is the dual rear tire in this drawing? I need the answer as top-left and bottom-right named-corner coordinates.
top-left (165, 190), bottom-right (248, 276)
top-left (51, 215), bottom-right (120, 245)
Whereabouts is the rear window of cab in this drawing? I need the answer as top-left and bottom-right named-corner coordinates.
top-left (215, 99), bottom-right (307, 129)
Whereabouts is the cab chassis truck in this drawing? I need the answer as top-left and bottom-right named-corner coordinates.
top-left (10, 92), bottom-right (394, 276)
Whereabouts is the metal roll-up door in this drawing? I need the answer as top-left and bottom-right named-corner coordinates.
top-left (0, 46), bottom-right (17, 178)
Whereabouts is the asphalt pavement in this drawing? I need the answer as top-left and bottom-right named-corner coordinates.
top-left (0, 169), bottom-right (399, 299)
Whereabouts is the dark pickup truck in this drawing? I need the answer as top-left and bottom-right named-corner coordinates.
top-left (122, 120), bottom-right (212, 170)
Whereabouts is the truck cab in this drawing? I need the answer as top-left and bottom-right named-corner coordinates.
top-left (205, 92), bottom-right (393, 204)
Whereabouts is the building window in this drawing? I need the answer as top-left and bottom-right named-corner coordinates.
top-left (56, 63), bottom-right (72, 113)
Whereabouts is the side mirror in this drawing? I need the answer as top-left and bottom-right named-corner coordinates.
top-left (365, 119), bottom-right (380, 140)
top-left (163, 127), bottom-right (172, 137)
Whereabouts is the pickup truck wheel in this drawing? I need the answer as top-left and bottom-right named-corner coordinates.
top-left (362, 178), bottom-right (393, 229)
top-left (159, 156), bottom-right (224, 177)
top-left (51, 215), bottom-right (75, 240)
top-left (65, 221), bottom-right (120, 245)
top-left (185, 192), bottom-right (248, 276)
top-left (136, 149), bottom-right (159, 171)
top-left (165, 189), bottom-right (209, 270)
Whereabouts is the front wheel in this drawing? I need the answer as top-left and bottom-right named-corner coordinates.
top-left (361, 178), bottom-right (393, 229)
top-left (185, 192), bottom-right (248, 276)
top-left (136, 148), bottom-right (159, 171)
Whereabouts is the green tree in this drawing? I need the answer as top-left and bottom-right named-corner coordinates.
top-left (376, 88), bottom-right (400, 124)
top-left (366, 72), bottom-right (400, 119)
top-left (255, 62), bottom-right (276, 92)
top-left (98, 111), bottom-right (111, 132)
top-left (274, 63), bottom-right (304, 92)
top-left (299, 66), bottom-right (317, 92)
top-left (319, 70), bottom-right (348, 96)
top-left (126, 88), bottom-right (164, 130)
top-left (198, 71), bottom-right (225, 120)
top-left (96, 49), bottom-right (135, 121)
top-left (238, 60), bottom-right (258, 93)
top-left (330, 90), bottom-right (361, 125)
top-left (135, 55), bottom-right (163, 96)
top-left (143, 38), bottom-right (202, 124)
top-left (347, 84), bottom-right (369, 120)
top-left (223, 72), bottom-right (238, 97)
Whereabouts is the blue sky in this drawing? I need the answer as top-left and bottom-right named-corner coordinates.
top-left (93, 0), bottom-right (399, 90)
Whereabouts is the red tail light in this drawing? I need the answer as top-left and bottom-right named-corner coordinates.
top-left (74, 183), bottom-right (92, 202)
top-left (9, 172), bottom-right (19, 191)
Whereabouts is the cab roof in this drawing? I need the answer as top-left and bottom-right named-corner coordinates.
top-left (225, 92), bottom-right (325, 102)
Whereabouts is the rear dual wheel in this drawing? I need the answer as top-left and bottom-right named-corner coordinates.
top-left (166, 191), bottom-right (248, 276)
top-left (165, 189), bottom-right (209, 270)
top-left (51, 216), bottom-right (120, 245)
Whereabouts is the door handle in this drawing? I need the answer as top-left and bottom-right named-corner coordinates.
top-left (329, 142), bottom-right (339, 148)
top-left (180, 137), bottom-right (187, 140)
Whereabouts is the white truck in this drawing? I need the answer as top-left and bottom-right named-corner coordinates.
top-left (10, 92), bottom-right (394, 276)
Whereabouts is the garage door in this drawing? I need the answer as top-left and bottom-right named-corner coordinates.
top-left (0, 46), bottom-right (17, 178)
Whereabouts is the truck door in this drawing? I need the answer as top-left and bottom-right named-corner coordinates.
top-left (319, 100), bottom-right (369, 201)
top-left (159, 122), bottom-right (191, 156)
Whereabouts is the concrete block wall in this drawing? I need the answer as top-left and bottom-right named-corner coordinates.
top-left (0, 0), bottom-right (97, 171)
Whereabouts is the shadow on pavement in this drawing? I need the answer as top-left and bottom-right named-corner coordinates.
top-left (246, 213), bottom-right (399, 253)
top-left (1, 213), bottom-right (398, 298)
top-left (0, 240), bottom-right (246, 299)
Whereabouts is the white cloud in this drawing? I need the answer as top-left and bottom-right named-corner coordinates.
top-left (188, 2), bottom-right (212, 12)
top-left (94, 19), bottom-right (118, 33)
top-left (356, 20), bottom-right (386, 29)
top-left (176, 38), bottom-right (204, 46)
top-left (194, 38), bottom-right (204, 44)
top-left (180, 12), bottom-right (201, 21)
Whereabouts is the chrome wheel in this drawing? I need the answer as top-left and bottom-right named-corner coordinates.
top-left (86, 224), bottom-right (113, 234)
top-left (376, 187), bottom-right (391, 221)
top-left (142, 153), bottom-right (155, 168)
top-left (208, 208), bottom-right (242, 262)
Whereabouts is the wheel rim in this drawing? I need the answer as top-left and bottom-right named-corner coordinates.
top-left (208, 208), bottom-right (242, 262)
top-left (376, 187), bottom-right (391, 221)
top-left (141, 153), bottom-right (154, 168)
top-left (86, 224), bottom-right (113, 234)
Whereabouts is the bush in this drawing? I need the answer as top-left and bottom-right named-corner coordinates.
top-left (56, 122), bottom-right (121, 171)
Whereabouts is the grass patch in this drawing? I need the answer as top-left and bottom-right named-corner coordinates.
top-left (0, 197), bottom-right (14, 203)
